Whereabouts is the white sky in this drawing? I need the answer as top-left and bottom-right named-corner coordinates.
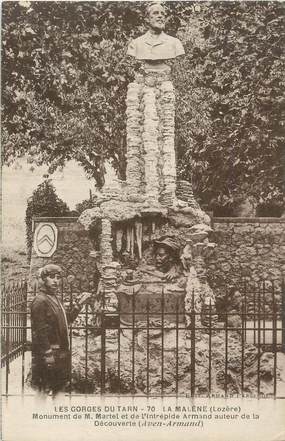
top-left (2, 159), bottom-right (117, 249)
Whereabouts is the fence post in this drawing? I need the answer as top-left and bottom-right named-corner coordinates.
top-left (281, 279), bottom-right (285, 353)
top-left (257, 282), bottom-right (261, 397)
top-left (6, 290), bottom-right (10, 395)
top-left (69, 281), bottom-right (73, 396)
top-left (241, 293), bottom-right (245, 396)
top-left (161, 287), bottom-right (165, 396)
top-left (190, 289), bottom-right (196, 397)
top-left (208, 299), bottom-right (212, 396)
top-left (272, 281), bottom-right (277, 398)
top-left (117, 294), bottom-right (121, 394)
top-left (146, 298), bottom-right (150, 395)
top-left (21, 280), bottom-right (28, 394)
top-left (225, 296), bottom-right (228, 398)
top-left (100, 289), bottom-right (106, 394)
top-left (131, 288), bottom-right (135, 394)
top-left (84, 304), bottom-right (89, 392)
top-left (1, 283), bottom-right (6, 368)
top-left (175, 297), bottom-right (179, 396)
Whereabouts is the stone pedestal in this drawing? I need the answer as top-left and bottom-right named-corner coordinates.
top-left (117, 278), bottom-right (185, 326)
top-left (126, 68), bottom-right (176, 206)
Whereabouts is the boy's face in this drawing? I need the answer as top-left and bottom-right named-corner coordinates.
top-left (44, 273), bottom-right (61, 294)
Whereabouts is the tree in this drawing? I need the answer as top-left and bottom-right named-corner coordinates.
top-left (174, 2), bottom-right (284, 212)
top-left (2, 2), bottom-right (143, 185)
top-left (25, 178), bottom-right (71, 260)
top-left (2, 2), bottom-right (284, 211)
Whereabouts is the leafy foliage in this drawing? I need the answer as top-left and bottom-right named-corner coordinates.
top-left (2, 2), bottom-right (146, 186)
top-left (174, 1), bottom-right (284, 210)
top-left (2, 1), bottom-right (284, 211)
top-left (75, 194), bottom-right (98, 215)
top-left (25, 178), bottom-right (71, 260)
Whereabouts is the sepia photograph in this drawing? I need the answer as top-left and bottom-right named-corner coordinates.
top-left (1, 1), bottom-right (285, 440)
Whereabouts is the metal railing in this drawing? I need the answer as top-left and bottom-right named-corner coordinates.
top-left (1, 278), bottom-right (284, 397)
top-left (1, 280), bottom-right (28, 396)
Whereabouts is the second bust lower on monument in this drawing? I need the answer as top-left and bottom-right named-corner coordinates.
top-left (127, 2), bottom-right (184, 71)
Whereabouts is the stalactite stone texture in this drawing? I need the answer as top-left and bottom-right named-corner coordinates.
top-left (126, 69), bottom-right (176, 206)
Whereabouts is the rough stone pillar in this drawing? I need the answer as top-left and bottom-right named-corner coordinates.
top-left (143, 85), bottom-right (160, 202)
top-left (159, 80), bottom-right (176, 206)
top-left (184, 224), bottom-right (217, 328)
top-left (101, 262), bottom-right (120, 312)
top-left (125, 67), bottom-right (177, 206)
top-left (100, 218), bottom-right (113, 264)
top-left (126, 82), bottom-right (144, 195)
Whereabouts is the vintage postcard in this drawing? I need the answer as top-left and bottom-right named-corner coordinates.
top-left (1, 1), bottom-right (285, 440)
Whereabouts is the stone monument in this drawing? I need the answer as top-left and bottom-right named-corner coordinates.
top-left (79, 2), bottom-right (211, 313)
top-left (75, 3), bottom-right (275, 395)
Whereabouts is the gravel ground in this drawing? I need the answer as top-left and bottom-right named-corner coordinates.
top-left (2, 349), bottom-right (285, 398)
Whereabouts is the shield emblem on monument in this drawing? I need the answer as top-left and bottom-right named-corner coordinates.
top-left (33, 223), bottom-right (58, 257)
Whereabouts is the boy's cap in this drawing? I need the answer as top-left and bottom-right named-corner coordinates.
top-left (39, 264), bottom-right (62, 279)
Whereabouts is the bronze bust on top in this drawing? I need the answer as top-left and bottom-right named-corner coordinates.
top-left (127, 2), bottom-right (184, 70)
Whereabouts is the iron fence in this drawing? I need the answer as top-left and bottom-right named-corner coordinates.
top-left (1, 280), bottom-right (28, 395)
top-left (1, 278), bottom-right (285, 397)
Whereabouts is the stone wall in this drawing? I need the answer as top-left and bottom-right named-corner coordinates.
top-left (29, 217), bottom-right (98, 296)
top-left (207, 217), bottom-right (285, 292)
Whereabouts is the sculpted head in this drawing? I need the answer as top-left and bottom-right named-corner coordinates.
top-left (126, 1), bottom-right (184, 63)
top-left (145, 2), bottom-right (166, 33)
top-left (153, 236), bottom-right (180, 273)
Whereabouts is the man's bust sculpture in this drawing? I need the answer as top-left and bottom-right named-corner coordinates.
top-left (118, 236), bottom-right (186, 293)
top-left (117, 236), bottom-right (186, 324)
top-left (127, 2), bottom-right (184, 70)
